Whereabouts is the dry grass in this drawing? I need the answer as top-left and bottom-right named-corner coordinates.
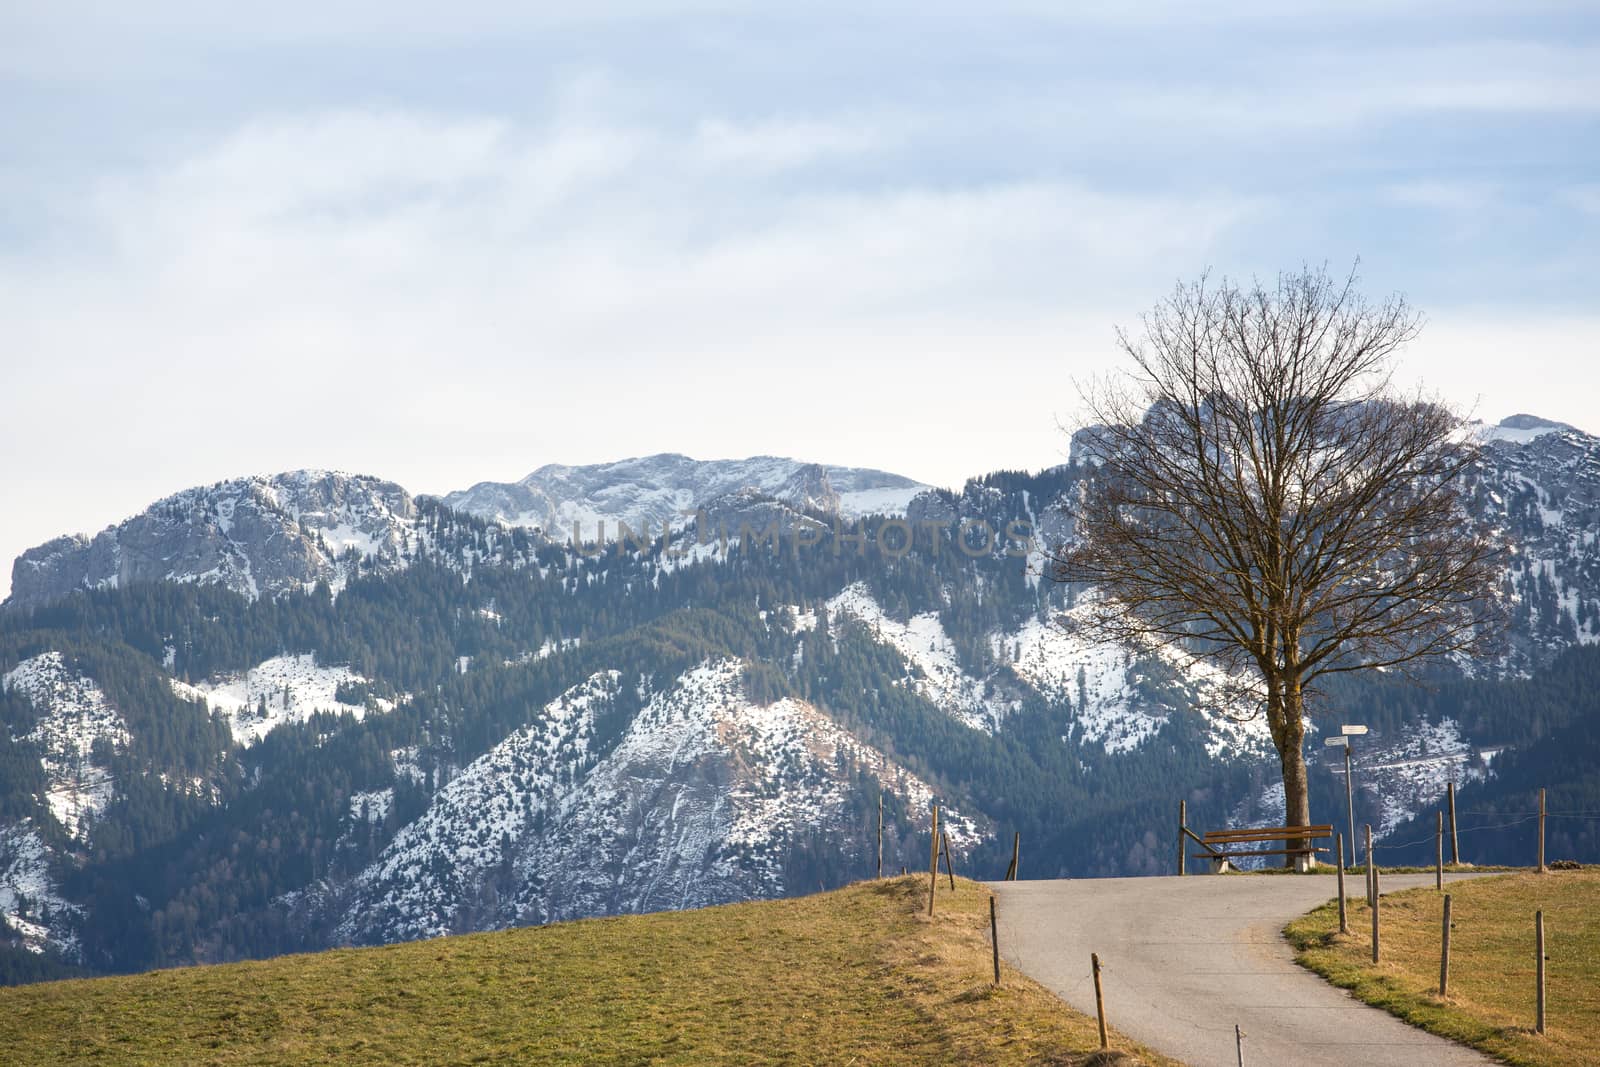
top-left (0, 876), bottom-right (1175, 1066)
top-left (1285, 869), bottom-right (1600, 1066)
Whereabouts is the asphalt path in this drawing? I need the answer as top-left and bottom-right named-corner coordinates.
top-left (990, 873), bottom-right (1495, 1066)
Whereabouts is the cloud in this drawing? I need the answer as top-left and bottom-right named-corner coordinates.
top-left (1384, 181), bottom-right (1498, 213)
top-left (0, 104), bottom-right (1256, 596)
top-left (1563, 185), bottom-right (1600, 216)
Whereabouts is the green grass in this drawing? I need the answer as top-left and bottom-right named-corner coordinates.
top-left (1286, 869), bottom-right (1600, 1066)
top-left (1, 876), bottom-right (1174, 1066)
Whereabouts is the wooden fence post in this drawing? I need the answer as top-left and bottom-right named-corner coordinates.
top-left (1538, 789), bottom-right (1547, 874)
top-left (1447, 781), bottom-right (1459, 865)
top-left (1436, 812), bottom-right (1444, 891)
top-left (940, 830), bottom-right (956, 891)
top-left (1235, 1024), bottom-right (1245, 1067)
top-left (989, 896), bottom-right (1001, 985)
top-left (1371, 863), bottom-right (1381, 964)
top-left (1010, 831), bottom-right (1021, 881)
top-left (1091, 952), bottom-right (1108, 1050)
top-left (1439, 894), bottom-right (1452, 997)
top-left (1365, 824), bottom-right (1375, 909)
top-left (877, 793), bottom-right (883, 879)
top-left (927, 805), bottom-right (939, 916)
top-left (1178, 800), bottom-right (1187, 877)
top-left (1536, 911), bottom-right (1546, 1035)
top-left (1336, 832), bottom-right (1349, 934)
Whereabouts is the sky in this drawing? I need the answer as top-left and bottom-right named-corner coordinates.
top-left (2, 3), bottom-right (1598, 598)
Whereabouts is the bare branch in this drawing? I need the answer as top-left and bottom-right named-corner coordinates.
top-left (1049, 264), bottom-right (1505, 831)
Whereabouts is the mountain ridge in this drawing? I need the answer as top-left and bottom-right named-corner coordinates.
top-left (3, 416), bottom-right (1598, 977)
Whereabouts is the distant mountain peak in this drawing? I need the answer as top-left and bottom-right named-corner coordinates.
top-left (1499, 414), bottom-right (1575, 432)
top-left (1474, 414), bottom-right (1582, 447)
top-left (6, 470), bottom-right (421, 608)
top-left (443, 454), bottom-right (928, 534)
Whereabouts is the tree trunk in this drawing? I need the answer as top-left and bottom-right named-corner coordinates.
top-left (1277, 683), bottom-right (1311, 867)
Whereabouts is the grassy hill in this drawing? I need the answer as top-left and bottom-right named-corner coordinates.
top-left (1287, 869), bottom-right (1600, 1067)
top-left (1, 876), bottom-right (1173, 1066)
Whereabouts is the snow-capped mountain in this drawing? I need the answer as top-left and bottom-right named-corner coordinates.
top-left (1, 414), bottom-right (1597, 978)
top-left (442, 454), bottom-right (929, 536)
top-left (7, 471), bottom-right (422, 608)
top-left (1466, 416), bottom-right (1600, 668)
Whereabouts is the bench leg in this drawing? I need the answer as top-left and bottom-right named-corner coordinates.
top-left (1294, 852), bottom-right (1317, 873)
top-left (1210, 857), bottom-right (1233, 875)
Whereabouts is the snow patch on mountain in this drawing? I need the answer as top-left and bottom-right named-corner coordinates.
top-left (172, 653), bottom-right (390, 746)
top-left (332, 671), bottom-right (617, 942)
top-left (827, 583), bottom-right (1014, 732)
top-left (2, 652), bottom-right (129, 840)
top-left (1007, 614), bottom-right (1156, 753)
top-left (825, 584), bottom-right (1272, 756)
top-left (718, 693), bottom-right (980, 882)
top-left (349, 789), bottom-right (393, 824)
top-left (1352, 718), bottom-right (1487, 836)
top-left (512, 658), bottom-right (978, 925)
top-left (1013, 610), bottom-right (1273, 757)
top-left (0, 822), bottom-right (80, 956)
top-left (327, 659), bottom-right (976, 944)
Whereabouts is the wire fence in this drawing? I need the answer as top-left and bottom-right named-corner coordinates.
top-left (1364, 806), bottom-right (1600, 855)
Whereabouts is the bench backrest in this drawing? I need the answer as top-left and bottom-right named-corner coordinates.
top-left (1202, 824), bottom-right (1333, 845)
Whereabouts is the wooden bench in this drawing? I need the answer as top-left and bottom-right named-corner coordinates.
top-left (1193, 824), bottom-right (1333, 873)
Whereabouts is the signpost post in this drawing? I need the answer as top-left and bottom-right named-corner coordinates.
top-left (1328, 725), bottom-right (1367, 870)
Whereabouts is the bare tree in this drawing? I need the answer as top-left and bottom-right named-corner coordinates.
top-left (1051, 265), bottom-right (1503, 845)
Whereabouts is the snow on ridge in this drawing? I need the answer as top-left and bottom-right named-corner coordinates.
top-left (521, 657), bottom-right (982, 919)
top-left (2, 652), bottom-right (129, 840)
top-left (335, 671), bottom-right (620, 942)
top-left (336, 658), bottom-right (980, 942)
top-left (172, 653), bottom-right (392, 746)
top-left (720, 693), bottom-right (980, 879)
top-left (1471, 415), bottom-right (1579, 447)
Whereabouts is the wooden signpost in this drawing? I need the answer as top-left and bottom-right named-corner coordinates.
top-left (1436, 812), bottom-right (1444, 891)
top-left (1447, 781), bottom-right (1459, 865)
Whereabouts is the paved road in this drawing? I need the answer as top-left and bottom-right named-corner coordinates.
top-left (990, 873), bottom-right (1493, 1067)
